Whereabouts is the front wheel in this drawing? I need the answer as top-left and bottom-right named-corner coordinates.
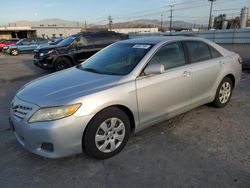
top-left (84, 107), bottom-right (131, 159)
top-left (10, 49), bottom-right (19, 56)
top-left (54, 57), bottom-right (72, 71)
top-left (212, 77), bottom-right (233, 108)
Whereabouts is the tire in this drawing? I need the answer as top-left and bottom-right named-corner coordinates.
top-left (84, 107), bottom-right (131, 159)
top-left (212, 77), bottom-right (233, 108)
top-left (54, 57), bottom-right (72, 71)
top-left (10, 49), bottom-right (19, 56)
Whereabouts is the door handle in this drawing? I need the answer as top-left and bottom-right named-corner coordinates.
top-left (182, 71), bottom-right (191, 77)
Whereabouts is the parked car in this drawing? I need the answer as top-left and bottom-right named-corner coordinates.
top-left (0, 38), bottom-right (19, 51)
top-left (5, 38), bottom-right (49, 55)
top-left (33, 31), bottom-right (128, 71)
top-left (9, 37), bottom-right (242, 159)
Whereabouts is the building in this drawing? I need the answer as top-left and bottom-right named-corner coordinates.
top-left (240, 7), bottom-right (249, 28)
top-left (111, 28), bottom-right (159, 34)
top-left (213, 6), bottom-right (249, 30)
top-left (0, 25), bottom-right (82, 39)
top-left (33, 26), bottom-right (82, 38)
top-left (0, 26), bottom-right (36, 39)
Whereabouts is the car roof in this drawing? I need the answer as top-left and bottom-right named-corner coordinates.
top-left (119, 36), bottom-right (202, 45)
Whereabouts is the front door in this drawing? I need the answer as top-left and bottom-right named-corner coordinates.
top-left (73, 35), bottom-right (97, 63)
top-left (136, 42), bottom-right (192, 128)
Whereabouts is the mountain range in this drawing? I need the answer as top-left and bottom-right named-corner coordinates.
top-left (8, 18), bottom-right (201, 29)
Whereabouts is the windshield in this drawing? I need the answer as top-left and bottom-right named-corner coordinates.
top-left (79, 43), bottom-right (153, 75)
top-left (16, 39), bottom-right (24, 45)
top-left (57, 35), bottom-right (76, 46)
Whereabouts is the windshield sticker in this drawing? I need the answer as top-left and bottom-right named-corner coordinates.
top-left (132, 44), bottom-right (151, 49)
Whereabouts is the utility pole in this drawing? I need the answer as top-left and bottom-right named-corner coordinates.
top-left (108, 16), bottom-right (113, 31)
top-left (160, 14), bottom-right (163, 32)
top-left (84, 21), bottom-right (87, 30)
top-left (208, 0), bottom-right (216, 30)
top-left (169, 5), bottom-right (174, 33)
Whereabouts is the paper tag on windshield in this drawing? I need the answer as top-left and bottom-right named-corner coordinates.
top-left (132, 44), bottom-right (151, 49)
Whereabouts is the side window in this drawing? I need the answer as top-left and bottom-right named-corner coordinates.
top-left (186, 41), bottom-right (211, 63)
top-left (30, 39), bottom-right (36, 44)
top-left (22, 39), bottom-right (31, 45)
top-left (39, 38), bottom-right (48, 43)
top-left (209, 46), bottom-right (222, 58)
top-left (76, 36), bottom-right (89, 47)
top-left (148, 42), bottom-right (186, 70)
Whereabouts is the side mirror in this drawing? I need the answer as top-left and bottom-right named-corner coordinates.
top-left (144, 64), bottom-right (165, 75)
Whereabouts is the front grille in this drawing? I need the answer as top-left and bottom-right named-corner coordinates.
top-left (12, 102), bottom-right (32, 120)
top-left (34, 52), bottom-right (39, 58)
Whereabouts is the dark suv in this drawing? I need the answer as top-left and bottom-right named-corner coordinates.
top-left (34, 31), bottom-right (128, 71)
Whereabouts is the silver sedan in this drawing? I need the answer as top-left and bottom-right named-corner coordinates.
top-left (9, 36), bottom-right (242, 159)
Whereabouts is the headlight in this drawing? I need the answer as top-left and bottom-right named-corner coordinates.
top-left (39, 49), bottom-right (54, 57)
top-left (28, 103), bottom-right (81, 123)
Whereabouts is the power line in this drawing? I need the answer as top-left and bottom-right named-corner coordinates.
top-left (88, 0), bottom-right (247, 26)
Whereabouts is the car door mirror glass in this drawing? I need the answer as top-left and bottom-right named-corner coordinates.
top-left (144, 64), bottom-right (165, 75)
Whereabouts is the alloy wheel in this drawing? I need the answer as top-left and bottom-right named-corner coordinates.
top-left (219, 82), bottom-right (231, 104)
top-left (11, 49), bottom-right (18, 55)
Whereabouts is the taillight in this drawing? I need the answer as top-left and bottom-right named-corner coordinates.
top-left (238, 57), bottom-right (242, 64)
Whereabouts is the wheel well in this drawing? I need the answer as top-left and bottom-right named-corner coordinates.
top-left (225, 74), bottom-right (235, 88)
top-left (113, 105), bottom-right (136, 132)
top-left (54, 55), bottom-right (74, 65)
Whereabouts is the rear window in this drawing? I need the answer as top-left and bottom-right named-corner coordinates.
top-left (186, 41), bottom-right (211, 63)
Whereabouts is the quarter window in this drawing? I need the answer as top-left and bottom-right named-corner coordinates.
top-left (209, 46), bottom-right (222, 58)
top-left (148, 42), bottom-right (186, 70)
top-left (186, 41), bottom-right (211, 63)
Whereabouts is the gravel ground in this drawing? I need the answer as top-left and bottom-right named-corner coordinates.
top-left (0, 45), bottom-right (250, 188)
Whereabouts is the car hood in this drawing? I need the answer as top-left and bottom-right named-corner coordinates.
top-left (36, 45), bottom-right (57, 51)
top-left (17, 67), bottom-right (122, 107)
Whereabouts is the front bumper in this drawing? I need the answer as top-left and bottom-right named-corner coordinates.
top-left (9, 97), bottom-right (93, 158)
top-left (33, 57), bottom-right (54, 70)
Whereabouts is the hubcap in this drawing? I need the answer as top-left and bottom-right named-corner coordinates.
top-left (95, 118), bottom-right (125, 153)
top-left (219, 82), bottom-right (231, 104)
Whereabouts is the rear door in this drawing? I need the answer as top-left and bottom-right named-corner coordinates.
top-left (136, 42), bottom-right (192, 127)
top-left (184, 41), bottom-right (223, 105)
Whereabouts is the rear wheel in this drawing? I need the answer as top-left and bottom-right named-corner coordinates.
top-left (84, 107), bottom-right (131, 159)
top-left (212, 77), bottom-right (233, 108)
top-left (10, 49), bottom-right (19, 56)
top-left (54, 57), bottom-right (72, 71)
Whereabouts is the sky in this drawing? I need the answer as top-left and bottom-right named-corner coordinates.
top-left (0, 0), bottom-right (249, 25)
